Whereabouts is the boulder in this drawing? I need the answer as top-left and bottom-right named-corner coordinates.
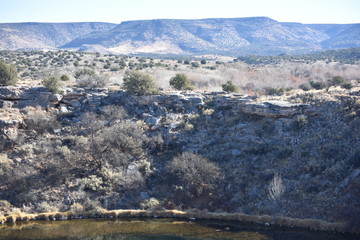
top-left (239, 100), bottom-right (317, 118)
top-left (0, 119), bottom-right (21, 150)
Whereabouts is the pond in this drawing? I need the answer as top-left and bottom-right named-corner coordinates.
top-left (0, 218), bottom-right (357, 240)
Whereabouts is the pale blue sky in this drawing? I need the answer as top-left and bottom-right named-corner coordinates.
top-left (1, 0), bottom-right (359, 24)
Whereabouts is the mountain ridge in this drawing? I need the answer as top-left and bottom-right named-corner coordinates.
top-left (0, 17), bottom-right (359, 55)
top-left (0, 22), bottom-right (117, 50)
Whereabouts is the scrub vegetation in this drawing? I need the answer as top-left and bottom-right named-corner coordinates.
top-left (0, 48), bottom-right (359, 233)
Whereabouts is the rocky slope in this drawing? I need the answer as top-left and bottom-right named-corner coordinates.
top-left (0, 85), bottom-right (359, 232)
top-left (0, 17), bottom-right (359, 55)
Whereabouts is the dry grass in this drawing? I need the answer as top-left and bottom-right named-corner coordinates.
top-left (0, 108), bottom-right (22, 121)
top-left (0, 215), bottom-right (7, 224)
top-left (0, 209), bottom-right (350, 233)
top-left (145, 61), bottom-right (360, 92)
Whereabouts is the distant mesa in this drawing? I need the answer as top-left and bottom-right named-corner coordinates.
top-left (0, 17), bottom-right (359, 55)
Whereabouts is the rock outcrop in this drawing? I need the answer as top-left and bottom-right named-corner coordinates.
top-left (0, 85), bottom-right (359, 227)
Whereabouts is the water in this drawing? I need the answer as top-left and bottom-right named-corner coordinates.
top-left (0, 218), bottom-right (357, 240)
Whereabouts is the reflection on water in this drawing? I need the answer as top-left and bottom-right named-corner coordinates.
top-left (0, 218), bottom-right (357, 240)
top-left (69, 235), bottom-right (212, 240)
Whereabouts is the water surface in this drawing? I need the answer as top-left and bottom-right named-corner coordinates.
top-left (0, 218), bottom-right (356, 240)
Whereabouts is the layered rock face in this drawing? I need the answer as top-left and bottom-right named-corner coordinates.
top-left (0, 86), bottom-right (318, 150)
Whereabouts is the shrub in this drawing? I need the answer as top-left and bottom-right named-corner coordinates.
top-left (328, 76), bottom-right (345, 86)
top-left (97, 121), bottom-right (148, 157)
top-left (100, 105), bottom-right (127, 125)
top-left (310, 80), bottom-right (326, 90)
top-left (200, 59), bottom-right (206, 64)
top-left (0, 200), bottom-right (11, 209)
top-left (25, 111), bottom-right (60, 134)
top-left (295, 114), bottom-right (308, 129)
top-left (75, 68), bottom-right (95, 79)
top-left (0, 62), bottom-right (18, 86)
top-left (69, 203), bottom-right (85, 214)
top-left (82, 112), bottom-right (150, 171)
top-left (140, 198), bottom-right (160, 210)
top-left (299, 83), bottom-right (312, 91)
top-left (169, 73), bottom-right (194, 90)
top-left (42, 76), bottom-right (63, 93)
top-left (191, 62), bottom-right (200, 68)
top-left (36, 201), bottom-right (59, 213)
top-left (81, 175), bottom-right (106, 192)
top-left (0, 154), bottom-right (10, 166)
top-left (123, 70), bottom-right (158, 95)
top-left (166, 152), bottom-right (220, 196)
top-left (268, 173), bottom-right (285, 215)
top-left (60, 74), bottom-right (70, 81)
top-left (222, 81), bottom-right (238, 93)
top-left (341, 83), bottom-right (353, 89)
top-left (265, 87), bottom-right (285, 96)
top-left (76, 74), bottom-right (109, 88)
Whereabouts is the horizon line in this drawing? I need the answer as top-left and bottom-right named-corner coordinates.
top-left (1, 16), bottom-right (359, 25)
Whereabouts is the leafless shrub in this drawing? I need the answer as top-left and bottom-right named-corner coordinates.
top-left (36, 201), bottom-right (60, 213)
top-left (76, 74), bottom-right (109, 88)
top-left (268, 173), bottom-right (285, 202)
top-left (69, 203), bottom-right (85, 214)
top-left (166, 152), bottom-right (221, 197)
top-left (24, 110), bottom-right (60, 134)
top-left (99, 105), bottom-right (127, 125)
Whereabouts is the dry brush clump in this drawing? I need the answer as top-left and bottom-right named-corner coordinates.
top-left (165, 152), bottom-right (221, 208)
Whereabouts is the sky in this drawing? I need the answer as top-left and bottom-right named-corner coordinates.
top-left (0, 0), bottom-right (359, 24)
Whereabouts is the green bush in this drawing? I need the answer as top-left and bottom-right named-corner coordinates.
top-left (222, 81), bottom-right (238, 93)
top-left (123, 70), bottom-right (158, 95)
top-left (299, 83), bottom-right (312, 91)
top-left (310, 80), bottom-right (326, 90)
top-left (328, 76), bottom-right (345, 86)
top-left (0, 62), bottom-right (18, 86)
top-left (191, 62), bottom-right (200, 68)
top-left (169, 73), bottom-right (194, 90)
top-left (327, 76), bottom-right (352, 89)
top-left (60, 74), bottom-right (70, 81)
top-left (75, 68), bottom-right (95, 79)
top-left (42, 76), bottom-right (62, 93)
top-left (341, 83), bottom-right (353, 89)
top-left (265, 87), bottom-right (285, 96)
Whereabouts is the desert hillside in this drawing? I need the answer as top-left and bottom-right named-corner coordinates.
top-left (1, 17), bottom-right (359, 55)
